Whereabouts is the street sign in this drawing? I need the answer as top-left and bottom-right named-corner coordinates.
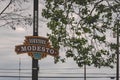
top-left (25, 36), bottom-right (48, 45)
top-left (24, 36), bottom-right (49, 59)
top-left (15, 36), bottom-right (59, 59)
top-left (15, 44), bottom-right (58, 56)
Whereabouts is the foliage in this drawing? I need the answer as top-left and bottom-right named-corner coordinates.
top-left (42, 0), bottom-right (120, 68)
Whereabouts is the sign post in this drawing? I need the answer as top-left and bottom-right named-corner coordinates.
top-left (116, 22), bottom-right (119, 80)
top-left (32, 0), bottom-right (39, 80)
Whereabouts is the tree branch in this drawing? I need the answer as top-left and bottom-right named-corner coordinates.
top-left (89, 0), bottom-right (104, 15)
top-left (0, 0), bottom-right (12, 16)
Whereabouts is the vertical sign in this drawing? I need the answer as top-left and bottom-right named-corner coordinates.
top-left (33, 0), bottom-right (38, 36)
top-left (32, 0), bottom-right (39, 80)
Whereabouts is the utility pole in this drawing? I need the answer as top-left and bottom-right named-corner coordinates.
top-left (84, 65), bottom-right (86, 80)
top-left (116, 21), bottom-right (119, 80)
top-left (32, 0), bottom-right (39, 80)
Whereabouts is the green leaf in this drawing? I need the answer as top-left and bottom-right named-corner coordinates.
top-left (42, 0), bottom-right (117, 68)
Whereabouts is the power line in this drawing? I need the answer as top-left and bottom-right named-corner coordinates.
top-left (0, 67), bottom-right (116, 70)
top-left (0, 75), bottom-right (117, 79)
top-left (0, 71), bottom-right (116, 75)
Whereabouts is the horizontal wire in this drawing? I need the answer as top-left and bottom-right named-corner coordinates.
top-left (0, 72), bottom-right (116, 76)
top-left (0, 76), bottom-right (117, 79)
top-left (0, 68), bottom-right (116, 75)
top-left (0, 71), bottom-right (115, 74)
top-left (0, 67), bottom-right (115, 70)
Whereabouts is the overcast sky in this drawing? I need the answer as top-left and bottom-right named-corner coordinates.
top-left (0, 20), bottom-right (117, 80)
top-left (0, 0), bottom-right (119, 80)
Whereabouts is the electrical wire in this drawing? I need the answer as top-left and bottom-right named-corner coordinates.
top-left (0, 66), bottom-right (117, 79)
top-left (0, 75), bottom-right (117, 79)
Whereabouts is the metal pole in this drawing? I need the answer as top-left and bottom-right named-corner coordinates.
top-left (32, 0), bottom-right (39, 80)
top-left (19, 57), bottom-right (21, 80)
top-left (84, 65), bottom-right (86, 80)
top-left (116, 23), bottom-right (119, 80)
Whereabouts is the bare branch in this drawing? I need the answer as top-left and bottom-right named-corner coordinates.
top-left (89, 0), bottom-right (104, 15)
top-left (0, 0), bottom-right (12, 16)
top-left (114, 0), bottom-right (120, 3)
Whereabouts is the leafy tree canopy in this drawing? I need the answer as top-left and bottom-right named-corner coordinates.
top-left (42, 0), bottom-right (120, 68)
